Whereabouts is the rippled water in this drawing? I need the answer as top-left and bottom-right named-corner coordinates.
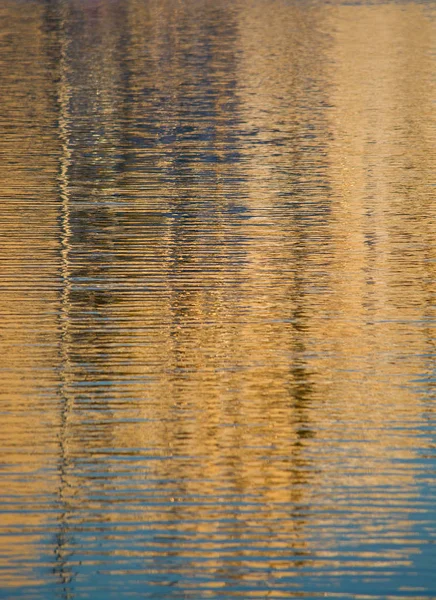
top-left (0, 0), bottom-right (435, 598)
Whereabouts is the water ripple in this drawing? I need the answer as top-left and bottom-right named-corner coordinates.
top-left (0, 0), bottom-right (435, 598)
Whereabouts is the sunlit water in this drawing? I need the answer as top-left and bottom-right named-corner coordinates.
top-left (0, 0), bottom-right (435, 598)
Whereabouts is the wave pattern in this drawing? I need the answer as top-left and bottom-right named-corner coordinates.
top-left (0, 0), bottom-right (435, 598)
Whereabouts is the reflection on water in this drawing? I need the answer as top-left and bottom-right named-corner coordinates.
top-left (0, 0), bottom-right (434, 598)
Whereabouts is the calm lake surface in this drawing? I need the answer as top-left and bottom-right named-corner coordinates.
top-left (0, 0), bottom-right (435, 598)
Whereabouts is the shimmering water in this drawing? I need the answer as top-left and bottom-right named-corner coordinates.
top-left (0, 0), bottom-right (435, 598)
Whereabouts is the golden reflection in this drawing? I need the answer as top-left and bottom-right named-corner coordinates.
top-left (0, 0), bottom-right (64, 590)
top-left (0, 0), bottom-right (434, 596)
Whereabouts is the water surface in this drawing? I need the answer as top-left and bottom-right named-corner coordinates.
top-left (0, 0), bottom-right (435, 598)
